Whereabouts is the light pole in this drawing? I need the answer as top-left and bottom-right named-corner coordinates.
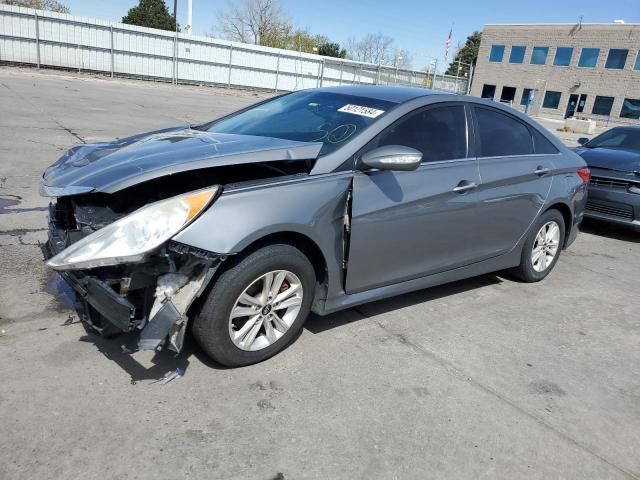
top-left (395, 55), bottom-right (403, 84)
top-left (185, 0), bottom-right (192, 34)
top-left (455, 60), bottom-right (473, 94)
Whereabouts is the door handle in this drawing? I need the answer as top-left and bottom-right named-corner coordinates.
top-left (452, 181), bottom-right (478, 193)
top-left (534, 166), bottom-right (550, 176)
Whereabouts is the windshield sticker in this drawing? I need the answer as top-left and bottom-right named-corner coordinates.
top-left (338, 104), bottom-right (385, 118)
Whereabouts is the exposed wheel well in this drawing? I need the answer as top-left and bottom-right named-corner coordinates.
top-left (543, 203), bottom-right (572, 247)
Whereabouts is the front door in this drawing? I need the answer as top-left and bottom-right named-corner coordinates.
top-left (565, 94), bottom-right (579, 118)
top-left (471, 106), bottom-right (555, 258)
top-left (345, 104), bottom-right (482, 294)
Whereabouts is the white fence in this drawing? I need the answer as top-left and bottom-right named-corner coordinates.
top-left (0, 4), bottom-right (469, 94)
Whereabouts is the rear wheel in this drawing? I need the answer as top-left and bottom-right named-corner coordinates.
top-left (510, 209), bottom-right (565, 282)
top-left (192, 244), bottom-right (315, 367)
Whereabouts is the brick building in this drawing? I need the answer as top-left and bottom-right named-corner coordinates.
top-left (470, 23), bottom-right (640, 125)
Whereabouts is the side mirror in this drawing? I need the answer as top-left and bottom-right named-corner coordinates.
top-left (577, 137), bottom-right (590, 146)
top-left (360, 145), bottom-right (422, 172)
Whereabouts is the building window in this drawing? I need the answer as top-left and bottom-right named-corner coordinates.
top-left (553, 47), bottom-right (574, 66)
top-left (591, 96), bottom-right (615, 116)
top-left (543, 91), bottom-right (562, 109)
top-left (578, 48), bottom-right (599, 68)
top-left (501, 86), bottom-right (516, 103)
top-left (520, 88), bottom-right (533, 106)
top-left (489, 45), bottom-right (505, 62)
top-left (605, 49), bottom-right (628, 69)
top-left (634, 51), bottom-right (640, 70)
top-left (481, 84), bottom-right (496, 99)
top-left (530, 46), bottom-right (549, 65)
top-left (509, 46), bottom-right (526, 63)
top-left (620, 98), bottom-right (640, 119)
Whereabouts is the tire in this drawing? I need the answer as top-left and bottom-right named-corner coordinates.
top-left (192, 244), bottom-right (315, 367)
top-left (510, 209), bottom-right (565, 283)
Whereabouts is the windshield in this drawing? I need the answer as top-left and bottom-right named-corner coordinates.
top-left (585, 128), bottom-right (640, 152)
top-left (201, 91), bottom-right (396, 156)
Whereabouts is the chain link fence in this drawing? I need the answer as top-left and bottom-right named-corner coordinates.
top-left (0, 4), bottom-right (469, 94)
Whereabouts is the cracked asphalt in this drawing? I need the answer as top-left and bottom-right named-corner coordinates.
top-left (0, 67), bottom-right (639, 480)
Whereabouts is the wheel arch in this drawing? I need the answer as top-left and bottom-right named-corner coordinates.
top-left (232, 230), bottom-right (330, 286)
top-left (542, 202), bottom-right (572, 247)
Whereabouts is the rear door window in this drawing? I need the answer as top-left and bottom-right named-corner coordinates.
top-left (474, 107), bottom-right (534, 157)
top-left (374, 105), bottom-right (468, 163)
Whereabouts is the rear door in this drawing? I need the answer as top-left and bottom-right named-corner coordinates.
top-left (471, 105), bottom-right (559, 258)
top-left (345, 103), bottom-right (482, 294)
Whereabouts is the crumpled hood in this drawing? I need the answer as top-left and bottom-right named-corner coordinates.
top-left (41, 126), bottom-right (322, 195)
top-left (574, 146), bottom-right (640, 174)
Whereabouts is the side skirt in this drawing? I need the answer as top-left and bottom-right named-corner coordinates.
top-left (316, 245), bottom-right (522, 316)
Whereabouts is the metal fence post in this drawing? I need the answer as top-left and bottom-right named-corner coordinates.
top-left (338, 62), bottom-right (343, 85)
top-left (375, 64), bottom-right (381, 85)
top-left (319, 58), bottom-right (325, 88)
top-left (34, 12), bottom-right (41, 69)
top-left (274, 52), bottom-right (280, 92)
top-left (109, 25), bottom-right (114, 78)
top-left (316, 60), bottom-right (321, 88)
top-left (227, 44), bottom-right (233, 88)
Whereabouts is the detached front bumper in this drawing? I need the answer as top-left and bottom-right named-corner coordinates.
top-left (42, 207), bottom-right (223, 352)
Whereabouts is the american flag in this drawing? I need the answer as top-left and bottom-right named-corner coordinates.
top-left (444, 28), bottom-right (452, 61)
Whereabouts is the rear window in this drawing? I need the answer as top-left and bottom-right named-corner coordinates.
top-left (201, 91), bottom-right (396, 156)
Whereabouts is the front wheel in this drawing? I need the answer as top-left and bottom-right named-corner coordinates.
top-left (510, 209), bottom-right (565, 282)
top-left (192, 244), bottom-right (315, 367)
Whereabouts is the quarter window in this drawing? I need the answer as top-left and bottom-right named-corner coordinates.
top-left (605, 49), bottom-right (628, 69)
top-left (578, 48), bottom-right (599, 67)
top-left (635, 52), bottom-right (640, 70)
top-left (620, 98), bottom-right (640, 120)
top-left (533, 129), bottom-right (559, 154)
top-left (592, 96), bottom-right (615, 116)
top-left (542, 91), bottom-right (562, 109)
top-left (530, 47), bottom-right (549, 65)
top-left (474, 107), bottom-right (534, 157)
top-left (509, 46), bottom-right (526, 63)
top-left (489, 45), bottom-right (505, 62)
top-left (375, 105), bottom-right (467, 163)
top-left (553, 47), bottom-right (573, 66)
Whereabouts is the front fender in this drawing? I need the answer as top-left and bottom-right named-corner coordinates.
top-left (172, 173), bottom-right (353, 296)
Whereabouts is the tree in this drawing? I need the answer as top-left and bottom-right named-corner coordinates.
top-left (346, 33), bottom-right (411, 68)
top-left (219, 0), bottom-right (291, 46)
top-left (2, 0), bottom-right (70, 13)
top-left (445, 31), bottom-right (481, 76)
top-left (122, 0), bottom-right (177, 32)
top-left (317, 42), bottom-right (346, 59)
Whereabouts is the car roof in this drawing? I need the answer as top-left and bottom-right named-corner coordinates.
top-left (311, 85), bottom-right (452, 103)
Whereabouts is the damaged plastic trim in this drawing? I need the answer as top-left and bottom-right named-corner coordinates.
top-left (131, 255), bottom-right (222, 354)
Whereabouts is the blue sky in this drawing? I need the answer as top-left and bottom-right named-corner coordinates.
top-left (63, 0), bottom-right (640, 70)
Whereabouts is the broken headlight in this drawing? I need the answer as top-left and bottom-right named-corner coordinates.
top-left (47, 187), bottom-right (219, 271)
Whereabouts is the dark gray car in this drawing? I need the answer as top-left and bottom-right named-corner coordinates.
top-left (574, 126), bottom-right (640, 231)
top-left (41, 86), bottom-right (589, 366)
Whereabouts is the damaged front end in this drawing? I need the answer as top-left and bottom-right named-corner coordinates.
top-left (42, 187), bottom-right (225, 354)
top-left (39, 128), bottom-right (322, 354)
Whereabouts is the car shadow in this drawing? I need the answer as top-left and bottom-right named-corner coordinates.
top-left (305, 274), bottom-right (503, 334)
top-left (60, 273), bottom-right (504, 376)
top-left (580, 219), bottom-right (639, 243)
top-left (78, 329), bottom-right (230, 382)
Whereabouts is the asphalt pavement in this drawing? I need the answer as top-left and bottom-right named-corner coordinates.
top-left (0, 67), bottom-right (639, 480)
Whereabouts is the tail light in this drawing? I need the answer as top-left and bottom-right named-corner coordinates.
top-left (577, 167), bottom-right (591, 183)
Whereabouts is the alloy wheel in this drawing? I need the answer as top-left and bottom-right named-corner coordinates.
top-left (531, 221), bottom-right (560, 272)
top-left (228, 270), bottom-right (304, 351)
